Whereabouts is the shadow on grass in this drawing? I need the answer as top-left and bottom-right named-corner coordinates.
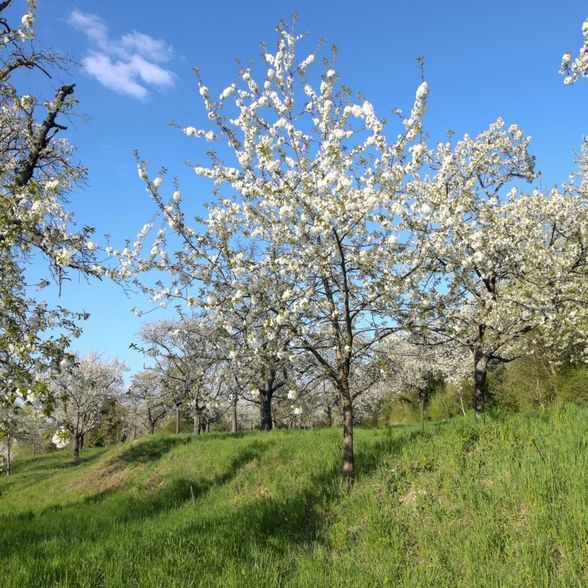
top-left (10, 447), bottom-right (108, 475)
top-left (0, 449), bottom-right (111, 500)
top-left (116, 435), bottom-right (192, 464)
top-left (1, 427), bottom-right (427, 583)
top-left (356, 427), bottom-right (433, 478)
top-left (172, 427), bottom-right (430, 571)
top-left (0, 437), bottom-right (191, 499)
top-left (0, 439), bottom-right (273, 559)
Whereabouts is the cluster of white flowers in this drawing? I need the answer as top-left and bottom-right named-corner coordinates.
top-left (561, 18), bottom-right (588, 84)
top-left (404, 82), bottom-right (428, 140)
top-left (51, 427), bottom-right (70, 449)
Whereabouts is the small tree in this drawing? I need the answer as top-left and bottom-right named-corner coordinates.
top-left (127, 370), bottom-right (169, 436)
top-left (50, 353), bottom-right (125, 462)
top-left (132, 318), bottom-right (220, 434)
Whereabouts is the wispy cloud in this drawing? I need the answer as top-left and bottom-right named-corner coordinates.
top-left (68, 10), bottom-right (174, 100)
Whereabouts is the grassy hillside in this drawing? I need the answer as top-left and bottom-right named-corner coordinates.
top-left (1, 406), bottom-right (587, 587)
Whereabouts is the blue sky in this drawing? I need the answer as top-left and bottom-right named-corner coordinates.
top-left (19, 0), bottom-right (588, 377)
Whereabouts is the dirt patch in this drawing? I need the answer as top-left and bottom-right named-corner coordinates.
top-left (399, 486), bottom-right (428, 506)
top-left (68, 460), bottom-right (144, 493)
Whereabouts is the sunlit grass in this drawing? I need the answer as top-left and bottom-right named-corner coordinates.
top-left (1, 405), bottom-right (586, 587)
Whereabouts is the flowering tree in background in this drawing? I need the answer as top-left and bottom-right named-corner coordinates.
top-left (132, 318), bottom-right (222, 434)
top-left (0, 1), bottom-right (101, 432)
top-left (375, 337), bottom-right (471, 423)
top-left (50, 353), bottom-right (126, 462)
top-left (404, 120), bottom-right (587, 415)
top-left (126, 370), bottom-right (169, 436)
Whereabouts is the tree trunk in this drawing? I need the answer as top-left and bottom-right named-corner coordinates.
top-left (325, 405), bottom-right (332, 427)
top-left (72, 432), bottom-right (82, 464)
top-left (149, 420), bottom-right (156, 435)
top-left (5, 432), bottom-right (11, 476)
top-left (175, 406), bottom-right (181, 434)
top-left (193, 412), bottom-right (200, 435)
top-left (341, 391), bottom-right (355, 488)
top-left (231, 394), bottom-right (238, 433)
top-left (260, 390), bottom-right (273, 431)
top-left (474, 350), bottom-right (489, 417)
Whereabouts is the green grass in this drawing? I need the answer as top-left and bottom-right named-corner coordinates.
top-left (1, 406), bottom-right (587, 587)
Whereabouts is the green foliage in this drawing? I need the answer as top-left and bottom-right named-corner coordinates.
top-left (558, 365), bottom-right (588, 404)
top-left (491, 356), bottom-right (588, 413)
top-left (86, 398), bottom-right (127, 447)
top-left (161, 411), bottom-right (199, 434)
top-left (381, 350), bottom-right (588, 423)
top-left (0, 406), bottom-right (586, 587)
top-left (426, 383), bottom-right (470, 420)
top-left (382, 379), bottom-right (470, 424)
top-left (381, 394), bottom-right (420, 424)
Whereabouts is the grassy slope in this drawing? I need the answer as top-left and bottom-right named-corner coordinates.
top-left (0, 406), bottom-right (586, 587)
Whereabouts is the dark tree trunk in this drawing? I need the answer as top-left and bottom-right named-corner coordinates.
top-left (149, 420), bottom-right (156, 435)
top-left (231, 395), bottom-right (238, 433)
top-left (175, 406), bottom-right (181, 434)
top-left (72, 432), bottom-right (82, 464)
top-left (341, 390), bottom-right (354, 488)
top-left (474, 350), bottom-right (489, 417)
top-left (260, 390), bottom-right (273, 431)
top-left (5, 432), bottom-right (11, 476)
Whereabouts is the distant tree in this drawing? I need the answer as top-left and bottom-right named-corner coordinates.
top-left (127, 370), bottom-right (169, 436)
top-left (132, 318), bottom-right (219, 434)
top-left (50, 353), bottom-right (126, 462)
top-left (375, 337), bottom-right (469, 425)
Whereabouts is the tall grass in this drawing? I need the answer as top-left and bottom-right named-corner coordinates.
top-left (0, 405), bottom-right (586, 587)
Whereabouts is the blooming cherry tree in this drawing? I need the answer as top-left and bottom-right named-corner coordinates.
top-left (404, 120), bottom-right (587, 414)
top-left (123, 21), bottom-right (431, 484)
top-left (50, 353), bottom-right (126, 462)
top-left (126, 370), bottom-right (169, 436)
top-left (0, 1), bottom-right (101, 425)
top-left (132, 318), bottom-right (222, 434)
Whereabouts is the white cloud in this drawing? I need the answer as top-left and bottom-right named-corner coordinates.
top-left (67, 10), bottom-right (174, 99)
top-left (68, 10), bottom-right (108, 48)
top-left (120, 31), bottom-right (173, 63)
